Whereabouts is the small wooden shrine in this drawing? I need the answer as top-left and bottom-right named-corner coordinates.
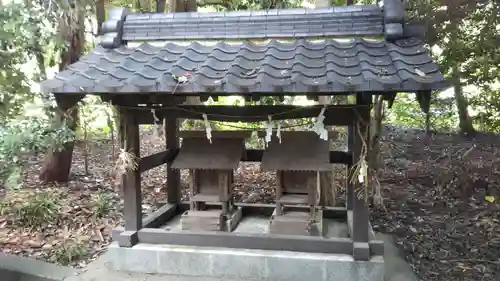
top-left (172, 136), bottom-right (247, 231)
top-left (262, 131), bottom-right (331, 236)
top-left (39, 0), bottom-right (449, 267)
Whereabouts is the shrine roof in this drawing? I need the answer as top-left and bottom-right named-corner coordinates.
top-left (39, 3), bottom-right (450, 95)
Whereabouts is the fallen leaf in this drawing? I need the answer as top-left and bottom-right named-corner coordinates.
top-left (485, 195), bottom-right (495, 203)
top-left (415, 68), bottom-right (426, 77)
top-left (23, 240), bottom-right (43, 248)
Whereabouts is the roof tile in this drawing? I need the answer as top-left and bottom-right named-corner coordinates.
top-left (40, 39), bottom-right (449, 94)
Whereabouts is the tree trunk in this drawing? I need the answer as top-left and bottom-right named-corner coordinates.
top-left (314, 0), bottom-right (336, 207)
top-left (451, 65), bottom-right (475, 135)
top-left (39, 105), bottom-right (79, 183)
top-left (157, 0), bottom-right (167, 12)
top-left (449, 4), bottom-right (475, 136)
top-left (168, 0), bottom-right (197, 12)
top-left (96, 0), bottom-right (106, 34)
top-left (167, 0), bottom-right (199, 132)
top-left (39, 2), bottom-right (85, 183)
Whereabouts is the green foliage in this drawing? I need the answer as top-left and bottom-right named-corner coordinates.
top-left (0, 116), bottom-right (75, 187)
top-left (0, 2), bottom-right (60, 121)
top-left (90, 191), bottom-right (116, 218)
top-left (53, 241), bottom-right (89, 265)
top-left (77, 96), bottom-right (115, 140)
top-left (386, 93), bottom-right (458, 132)
top-left (0, 190), bottom-right (62, 229)
top-left (470, 87), bottom-right (500, 132)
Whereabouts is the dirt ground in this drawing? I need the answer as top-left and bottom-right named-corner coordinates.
top-left (0, 126), bottom-right (499, 281)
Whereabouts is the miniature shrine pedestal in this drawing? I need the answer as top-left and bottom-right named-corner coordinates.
top-left (172, 137), bottom-right (245, 232)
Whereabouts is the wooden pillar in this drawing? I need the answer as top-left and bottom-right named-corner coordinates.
top-left (346, 125), bottom-right (354, 210)
top-left (122, 110), bottom-right (142, 231)
top-left (165, 116), bottom-right (181, 203)
top-left (275, 171), bottom-right (283, 215)
top-left (352, 93), bottom-right (370, 260)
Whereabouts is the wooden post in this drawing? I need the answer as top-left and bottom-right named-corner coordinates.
top-left (122, 110), bottom-right (142, 231)
top-left (165, 117), bottom-right (181, 203)
top-left (346, 124), bottom-right (354, 210)
top-left (189, 169), bottom-right (197, 210)
top-left (275, 171), bottom-right (283, 215)
top-left (352, 93), bottom-right (370, 260)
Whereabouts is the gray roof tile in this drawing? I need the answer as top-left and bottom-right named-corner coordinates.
top-left (121, 6), bottom-right (384, 41)
top-left (40, 38), bottom-right (449, 94)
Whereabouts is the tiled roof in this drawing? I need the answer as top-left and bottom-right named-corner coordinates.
top-left (122, 5), bottom-right (384, 41)
top-left (39, 38), bottom-right (449, 94)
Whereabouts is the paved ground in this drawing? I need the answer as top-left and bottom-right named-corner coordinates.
top-left (66, 234), bottom-right (419, 281)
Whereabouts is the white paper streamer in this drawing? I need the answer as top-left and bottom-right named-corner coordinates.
top-left (203, 114), bottom-right (212, 143)
top-left (313, 106), bottom-right (328, 141)
top-left (276, 121), bottom-right (282, 143)
top-left (358, 160), bottom-right (368, 183)
top-left (264, 115), bottom-right (274, 146)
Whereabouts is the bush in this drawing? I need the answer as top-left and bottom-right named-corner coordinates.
top-left (0, 116), bottom-right (75, 188)
top-left (0, 190), bottom-right (62, 229)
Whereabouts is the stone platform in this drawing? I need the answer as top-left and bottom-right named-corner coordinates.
top-left (108, 216), bottom-right (384, 281)
top-left (107, 242), bottom-right (384, 281)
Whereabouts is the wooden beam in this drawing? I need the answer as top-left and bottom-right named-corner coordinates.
top-left (351, 93), bottom-right (371, 261)
top-left (139, 149), bottom-right (177, 173)
top-left (347, 210), bottom-right (385, 257)
top-left (255, 130), bottom-right (339, 139)
top-left (243, 149), bottom-right (351, 165)
top-left (136, 228), bottom-right (354, 255)
top-left (165, 117), bottom-right (181, 204)
top-left (121, 110), bottom-right (142, 232)
top-left (143, 203), bottom-right (178, 229)
top-left (134, 105), bottom-right (365, 125)
top-left (178, 130), bottom-right (253, 139)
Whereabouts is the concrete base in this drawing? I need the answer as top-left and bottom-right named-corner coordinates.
top-left (107, 242), bottom-right (384, 281)
top-left (0, 252), bottom-right (77, 281)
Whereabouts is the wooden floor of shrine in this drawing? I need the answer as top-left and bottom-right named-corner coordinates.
top-left (155, 211), bottom-right (349, 238)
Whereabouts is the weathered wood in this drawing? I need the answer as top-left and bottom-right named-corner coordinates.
top-left (226, 207), bottom-right (243, 232)
top-left (105, 94), bottom-right (368, 107)
top-left (133, 105), bottom-right (366, 125)
top-left (256, 130), bottom-right (339, 139)
top-left (346, 210), bottom-right (376, 241)
top-left (112, 225), bottom-right (383, 256)
top-left (143, 203), bottom-right (178, 229)
top-left (165, 117), bottom-right (181, 203)
top-left (244, 149), bottom-right (351, 165)
top-left (346, 125), bottom-right (354, 210)
top-left (161, 202), bottom-right (348, 220)
top-left (179, 130), bottom-right (252, 139)
top-left (135, 228), bottom-right (355, 255)
top-left (269, 209), bottom-right (312, 236)
top-left (139, 149), bottom-right (176, 173)
top-left (352, 93), bottom-right (371, 260)
top-left (121, 111), bottom-right (142, 231)
top-left (275, 171), bottom-right (283, 215)
top-left (282, 171), bottom-right (318, 205)
top-left (221, 171), bottom-right (231, 214)
top-left (172, 137), bottom-right (245, 170)
top-left (180, 210), bottom-right (224, 231)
